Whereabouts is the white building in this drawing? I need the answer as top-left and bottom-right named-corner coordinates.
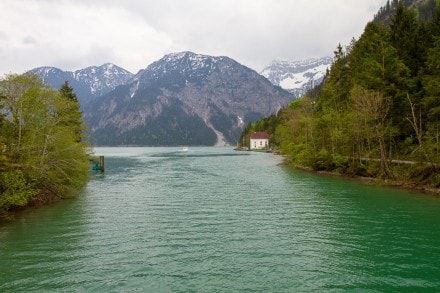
top-left (250, 132), bottom-right (270, 150)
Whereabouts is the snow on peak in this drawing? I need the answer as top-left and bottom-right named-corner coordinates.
top-left (165, 52), bottom-right (224, 65)
top-left (260, 56), bottom-right (332, 97)
top-left (143, 52), bottom-right (227, 81)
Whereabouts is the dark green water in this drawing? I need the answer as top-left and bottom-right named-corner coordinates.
top-left (1, 147), bottom-right (440, 292)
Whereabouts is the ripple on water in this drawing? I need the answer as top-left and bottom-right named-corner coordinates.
top-left (1, 147), bottom-right (440, 292)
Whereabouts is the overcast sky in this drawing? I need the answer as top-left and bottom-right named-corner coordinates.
top-left (0, 0), bottom-right (387, 75)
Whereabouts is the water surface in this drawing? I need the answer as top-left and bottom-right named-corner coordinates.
top-left (1, 147), bottom-right (440, 292)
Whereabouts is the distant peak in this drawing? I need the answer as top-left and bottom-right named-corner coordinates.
top-left (260, 56), bottom-right (332, 97)
top-left (144, 51), bottom-right (230, 75)
top-left (268, 56), bottom-right (332, 67)
top-left (165, 51), bottom-right (196, 58)
top-left (31, 66), bottom-right (64, 72)
top-left (101, 63), bottom-right (114, 68)
top-left (162, 51), bottom-right (226, 62)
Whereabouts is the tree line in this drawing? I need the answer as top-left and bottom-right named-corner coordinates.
top-left (241, 2), bottom-right (440, 187)
top-left (375, 0), bottom-right (439, 25)
top-left (0, 74), bottom-right (90, 220)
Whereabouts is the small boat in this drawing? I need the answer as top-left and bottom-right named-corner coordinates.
top-left (182, 146), bottom-right (189, 152)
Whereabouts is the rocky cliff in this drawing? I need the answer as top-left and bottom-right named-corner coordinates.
top-left (83, 52), bottom-right (294, 146)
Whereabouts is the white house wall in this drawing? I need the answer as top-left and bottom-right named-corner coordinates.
top-left (250, 138), bottom-right (269, 150)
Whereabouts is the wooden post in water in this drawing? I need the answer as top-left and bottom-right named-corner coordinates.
top-left (99, 156), bottom-right (105, 173)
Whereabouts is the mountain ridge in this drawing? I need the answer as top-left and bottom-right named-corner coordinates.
top-left (28, 63), bottom-right (134, 104)
top-left (260, 56), bottom-right (332, 98)
top-left (82, 51), bottom-right (294, 146)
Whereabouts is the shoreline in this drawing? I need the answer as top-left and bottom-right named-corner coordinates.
top-left (1, 187), bottom-right (84, 224)
top-left (285, 163), bottom-right (440, 198)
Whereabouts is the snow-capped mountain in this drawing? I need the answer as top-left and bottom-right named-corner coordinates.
top-left (83, 51), bottom-right (294, 146)
top-left (29, 63), bottom-right (134, 104)
top-left (73, 63), bottom-right (134, 97)
top-left (29, 52), bottom-right (295, 146)
top-left (260, 56), bottom-right (332, 97)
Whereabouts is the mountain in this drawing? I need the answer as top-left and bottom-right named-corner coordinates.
top-left (83, 52), bottom-right (294, 146)
top-left (28, 63), bottom-right (134, 104)
top-left (260, 57), bottom-right (332, 98)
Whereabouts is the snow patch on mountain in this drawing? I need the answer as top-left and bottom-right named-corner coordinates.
top-left (73, 63), bottom-right (133, 96)
top-left (83, 51), bottom-right (293, 146)
top-left (261, 56), bottom-right (332, 98)
top-left (29, 63), bottom-right (134, 103)
top-left (144, 51), bottom-right (224, 81)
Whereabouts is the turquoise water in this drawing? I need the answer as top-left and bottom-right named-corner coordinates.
top-left (1, 147), bottom-right (440, 292)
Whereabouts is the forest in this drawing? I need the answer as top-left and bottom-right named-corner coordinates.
top-left (241, 2), bottom-right (440, 188)
top-left (0, 75), bottom-right (90, 219)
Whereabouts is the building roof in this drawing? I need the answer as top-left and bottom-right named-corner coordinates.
top-left (250, 132), bottom-right (270, 139)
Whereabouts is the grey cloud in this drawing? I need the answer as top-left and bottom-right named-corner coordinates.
top-left (0, 0), bottom-right (388, 75)
top-left (22, 35), bottom-right (37, 45)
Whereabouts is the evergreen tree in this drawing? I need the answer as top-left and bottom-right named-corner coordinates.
top-left (390, 3), bottom-right (419, 76)
top-left (423, 37), bottom-right (440, 122)
top-left (59, 80), bottom-right (78, 102)
top-left (419, 0), bottom-right (438, 22)
top-left (59, 81), bottom-right (84, 142)
top-left (351, 22), bottom-right (411, 130)
top-left (241, 1), bottom-right (440, 185)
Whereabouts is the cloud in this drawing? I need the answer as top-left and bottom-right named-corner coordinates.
top-left (22, 35), bottom-right (37, 45)
top-left (0, 0), bottom-right (173, 74)
top-left (0, 0), bottom-right (387, 75)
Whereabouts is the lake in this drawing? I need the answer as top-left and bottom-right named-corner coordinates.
top-left (1, 147), bottom-right (440, 292)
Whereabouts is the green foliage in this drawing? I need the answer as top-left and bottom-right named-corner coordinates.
top-left (241, 2), bottom-right (440, 187)
top-left (375, 0), bottom-right (439, 25)
top-left (239, 112), bottom-right (282, 148)
top-left (0, 74), bottom-right (90, 219)
top-left (391, 3), bottom-right (419, 75)
top-left (0, 170), bottom-right (38, 209)
top-left (59, 81), bottom-right (78, 102)
top-left (312, 148), bottom-right (334, 171)
top-left (423, 37), bottom-right (440, 105)
top-left (59, 81), bottom-right (85, 143)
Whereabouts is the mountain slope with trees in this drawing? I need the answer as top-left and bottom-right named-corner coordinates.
top-left (0, 75), bottom-right (90, 220)
top-left (83, 52), bottom-right (293, 146)
top-left (374, 0), bottom-right (439, 25)
top-left (241, 1), bottom-right (440, 189)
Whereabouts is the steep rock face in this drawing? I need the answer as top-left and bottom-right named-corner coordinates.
top-left (29, 64), bottom-right (134, 104)
top-left (84, 52), bottom-right (294, 146)
top-left (260, 57), bottom-right (332, 98)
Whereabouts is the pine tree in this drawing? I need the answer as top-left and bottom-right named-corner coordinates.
top-left (423, 37), bottom-right (440, 121)
top-left (390, 3), bottom-right (419, 76)
top-left (59, 80), bottom-right (84, 142)
top-left (59, 80), bottom-right (78, 102)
